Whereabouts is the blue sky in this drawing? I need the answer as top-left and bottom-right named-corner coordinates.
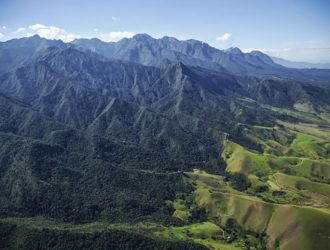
top-left (0, 0), bottom-right (329, 63)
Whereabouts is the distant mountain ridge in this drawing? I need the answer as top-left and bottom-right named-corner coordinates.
top-left (1, 34), bottom-right (329, 85)
top-left (271, 56), bottom-right (330, 69)
top-left (72, 33), bottom-right (281, 75)
top-left (72, 34), bottom-right (330, 83)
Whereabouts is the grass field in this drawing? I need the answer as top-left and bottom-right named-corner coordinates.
top-left (172, 198), bottom-right (191, 221)
top-left (222, 123), bottom-right (330, 181)
top-left (188, 170), bottom-right (330, 250)
top-left (155, 222), bottom-right (242, 250)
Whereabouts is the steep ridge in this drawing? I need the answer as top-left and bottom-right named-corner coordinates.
top-left (72, 34), bottom-right (330, 83)
top-left (0, 35), bottom-right (67, 75)
top-left (1, 47), bottom-right (329, 160)
top-left (73, 34), bottom-right (279, 74)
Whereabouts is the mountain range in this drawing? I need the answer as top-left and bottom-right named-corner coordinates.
top-left (0, 34), bottom-right (330, 250)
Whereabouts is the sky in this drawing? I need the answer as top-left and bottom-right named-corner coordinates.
top-left (0, 0), bottom-right (329, 63)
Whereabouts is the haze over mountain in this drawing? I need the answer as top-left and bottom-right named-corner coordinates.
top-left (0, 34), bottom-right (330, 250)
top-left (271, 56), bottom-right (330, 69)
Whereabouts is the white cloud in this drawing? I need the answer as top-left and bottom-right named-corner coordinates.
top-left (9, 24), bottom-right (134, 43)
top-left (216, 32), bottom-right (231, 42)
top-left (2, 26), bottom-right (6, 30)
top-left (100, 31), bottom-right (135, 42)
top-left (29, 24), bottom-right (61, 38)
top-left (26, 23), bottom-right (80, 42)
top-left (111, 16), bottom-right (120, 21)
top-left (0, 32), bottom-right (4, 40)
top-left (12, 27), bottom-right (26, 34)
top-left (62, 33), bottom-right (81, 42)
top-left (29, 24), bottom-right (47, 30)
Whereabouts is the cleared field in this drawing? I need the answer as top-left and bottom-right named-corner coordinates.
top-left (222, 125), bottom-right (330, 181)
top-left (189, 171), bottom-right (330, 250)
top-left (272, 172), bottom-right (330, 207)
top-left (155, 222), bottom-right (241, 250)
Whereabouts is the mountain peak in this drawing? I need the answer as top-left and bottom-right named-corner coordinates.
top-left (249, 50), bottom-right (275, 65)
top-left (161, 36), bottom-right (179, 42)
top-left (132, 33), bottom-right (153, 41)
top-left (249, 50), bottom-right (268, 58)
top-left (73, 37), bottom-right (103, 43)
top-left (226, 47), bottom-right (243, 55)
top-left (28, 34), bottom-right (42, 40)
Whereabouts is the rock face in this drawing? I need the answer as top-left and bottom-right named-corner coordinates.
top-left (0, 35), bottom-right (329, 226)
